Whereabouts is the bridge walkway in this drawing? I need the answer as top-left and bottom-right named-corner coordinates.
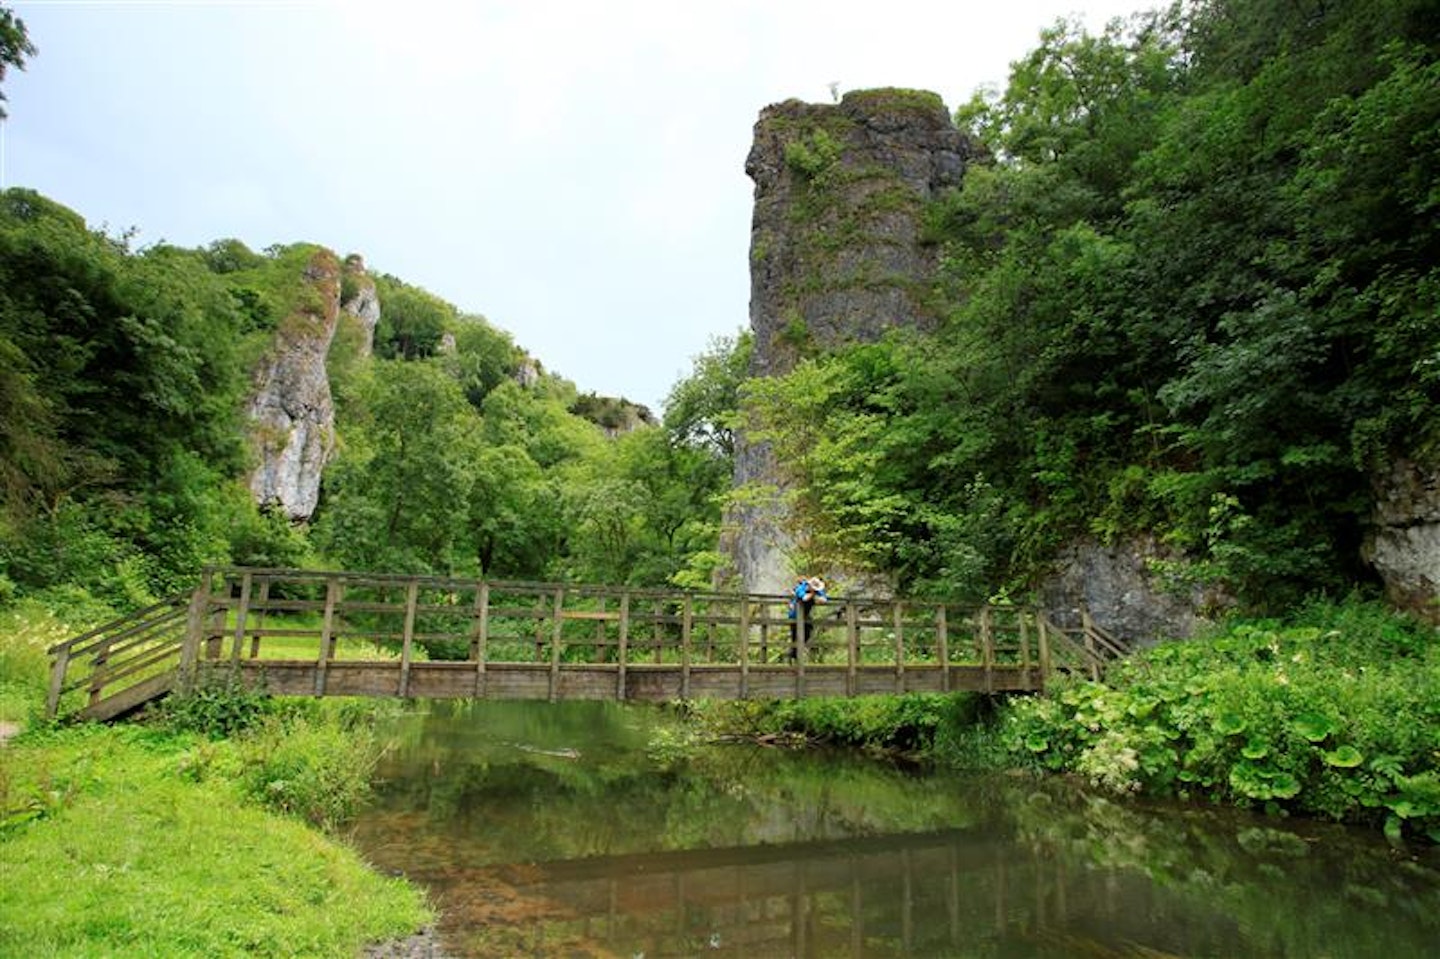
top-left (46, 568), bottom-right (1128, 721)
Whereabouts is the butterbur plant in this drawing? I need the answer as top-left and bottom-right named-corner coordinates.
top-left (995, 601), bottom-right (1440, 842)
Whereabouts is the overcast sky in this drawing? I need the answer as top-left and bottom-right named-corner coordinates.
top-left (7, 0), bottom-right (1146, 412)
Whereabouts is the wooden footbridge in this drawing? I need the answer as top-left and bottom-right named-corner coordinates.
top-left (45, 568), bottom-right (1126, 721)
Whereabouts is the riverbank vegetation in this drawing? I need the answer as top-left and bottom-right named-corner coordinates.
top-left (0, 604), bottom-right (431, 958)
top-left (994, 598), bottom-right (1440, 842)
top-left (699, 597), bottom-right (1439, 843)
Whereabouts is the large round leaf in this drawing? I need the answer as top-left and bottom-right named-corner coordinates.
top-left (1323, 745), bottom-right (1364, 768)
top-left (1268, 772), bottom-right (1302, 799)
top-left (1293, 713), bottom-right (1338, 742)
top-left (1212, 712), bottom-right (1247, 736)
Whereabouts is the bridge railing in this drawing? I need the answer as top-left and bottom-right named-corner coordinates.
top-left (47, 568), bottom-right (1124, 718)
top-left (45, 591), bottom-right (200, 720)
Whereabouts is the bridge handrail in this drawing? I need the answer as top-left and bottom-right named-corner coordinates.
top-left (47, 568), bottom-right (1134, 719)
top-left (45, 591), bottom-right (194, 719)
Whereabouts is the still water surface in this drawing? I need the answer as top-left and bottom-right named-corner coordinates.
top-left (349, 701), bottom-right (1440, 958)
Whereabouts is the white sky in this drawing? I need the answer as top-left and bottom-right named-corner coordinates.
top-left (7, 0), bottom-right (1147, 412)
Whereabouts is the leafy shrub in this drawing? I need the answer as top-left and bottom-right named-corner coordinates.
top-left (235, 713), bottom-right (383, 831)
top-left (995, 600), bottom-right (1440, 842)
top-left (156, 669), bottom-right (272, 738)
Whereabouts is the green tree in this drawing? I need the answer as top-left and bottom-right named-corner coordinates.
top-left (314, 361), bottom-right (482, 574)
top-left (0, 5), bottom-right (35, 119)
top-left (373, 276), bottom-right (453, 360)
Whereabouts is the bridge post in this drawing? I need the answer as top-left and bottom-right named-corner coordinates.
top-left (45, 643), bottom-right (70, 719)
top-left (1081, 606), bottom-right (1101, 680)
top-left (979, 606), bottom-right (995, 693)
top-left (845, 601), bottom-right (858, 697)
top-left (935, 605), bottom-right (950, 692)
top-left (680, 594), bottom-right (693, 699)
top-left (228, 571), bottom-right (253, 664)
top-left (175, 573), bottom-right (213, 696)
top-left (471, 582), bottom-right (489, 698)
top-left (314, 576), bottom-right (340, 697)
top-left (892, 603), bottom-right (905, 693)
top-left (1037, 615), bottom-right (1053, 678)
top-left (1018, 610), bottom-right (1032, 690)
top-left (738, 597), bottom-right (750, 699)
top-left (249, 579), bottom-right (271, 659)
top-left (615, 592), bottom-right (630, 700)
top-left (795, 602), bottom-right (807, 699)
top-left (548, 587), bottom-right (564, 702)
top-left (398, 580), bottom-right (419, 697)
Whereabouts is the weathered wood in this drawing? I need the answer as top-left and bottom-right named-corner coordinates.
top-left (472, 582), bottom-right (490, 698)
top-left (177, 578), bottom-right (212, 695)
top-left (399, 581), bottom-right (419, 697)
top-left (314, 577), bottom-right (340, 696)
top-left (48, 567), bottom-right (1140, 721)
top-left (936, 606), bottom-right (950, 693)
top-left (1081, 606), bottom-right (1101, 681)
top-left (845, 602), bottom-right (859, 697)
top-left (228, 570), bottom-right (254, 662)
top-left (249, 579), bottom-right (271, 659)
top-left (980, 606), bottom-right (994, 694)
top-left (45, 644), bottom-right (70, 719)
top-left (893, 604), bottom-right (905, 694)
top-left (1018, 611), bottom-right (1032, 691)
top-left (738, 599), bottom-right (750, 699)
top-left (549, 587), bottom-right (564, 702)
top-left (680, 595), bottom-right (693, 699)
top-left (79, 670), bottom-right (175, 722)
top-left (616, 593), bottom-right (630, 699)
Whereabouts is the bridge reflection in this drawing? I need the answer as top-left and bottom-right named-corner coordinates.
top-left (374, 825), bottom-right (1221, 958)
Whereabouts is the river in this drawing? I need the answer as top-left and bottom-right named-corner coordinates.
top-left (348, 700), bottom-right (1440, 958)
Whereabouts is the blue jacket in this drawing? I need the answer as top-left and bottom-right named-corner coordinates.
top-left (787, 580), bottom-right (828, 619)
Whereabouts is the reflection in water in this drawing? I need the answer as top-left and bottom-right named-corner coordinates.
top-left (350, 701), bottom-right (1440, 958)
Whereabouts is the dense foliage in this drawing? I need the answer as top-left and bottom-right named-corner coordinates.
top-left (993, 599), bottom-right (1440, 842)
top-left (748, 0), bottom-right (1439, 609)
top-left (0, 186), bottom-right (737, 618)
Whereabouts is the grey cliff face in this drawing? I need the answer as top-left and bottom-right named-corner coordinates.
top-left (729, 89), bottom-right (983, 594)
top-left (1365, 457), bottom-right (1440, 623)
top-left (246, 249), bottom-right (342, 521)
top-left (744, 89), bottom-right (980, 378)
top-left (341, 254), bottom-right (381, 358)
top-left (1040, 537), bottom-right (1233, 646)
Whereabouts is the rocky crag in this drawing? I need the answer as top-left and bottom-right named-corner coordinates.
top-left (1365, 457), bottom-right (1440, 624)
top-left (340, 253), bottom-right (381, 357)
top-left (246, 248), bottom-right (343, 521)
top-left (729, 89), bottom-right (983, 595)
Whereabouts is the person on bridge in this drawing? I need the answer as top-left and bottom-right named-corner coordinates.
top-left (786, 576), bottom-right (828, 661)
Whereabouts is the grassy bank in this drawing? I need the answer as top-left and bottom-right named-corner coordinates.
top-left (697, 598), bottom-right (1440, 844)
top-left (0, 600), bottom-right (432, 958)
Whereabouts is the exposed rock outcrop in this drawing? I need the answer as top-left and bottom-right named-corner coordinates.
top-left (246, 249), bottom-right (342, 521)
top-left (1039, 536), bottom-right (1233, 646)
top-left (728, 89), bottom-right (983, 594)
top-left (1364, 457), bottom-right (1440, 623)
top-left (340, 254), bottom-right (381, 358)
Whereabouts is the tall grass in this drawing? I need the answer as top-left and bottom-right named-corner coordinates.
top-left (0, 725), bottom-right (429, 957)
